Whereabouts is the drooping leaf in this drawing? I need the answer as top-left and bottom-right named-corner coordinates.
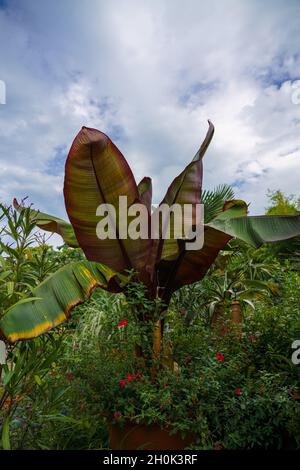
top-left (159, 201), bottom-right (300, 300)
top-left (241, 279), bottom-right (276, 293)
top-left (13, 199), bottom-right (79, 248)
top-left (208, 214), bottom-right (300, 248)
top-left (158, 200), bottom-right (248, 300)
top-left (241, 299), bottom-right (255, 309)
top-left (63, 127), bottom-right (151, 279)
top-left (0, 261), bottom-right (124, 343)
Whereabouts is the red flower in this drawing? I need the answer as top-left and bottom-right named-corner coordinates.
top-left (223, 326), bottom-right (228, 332)
top-left (134, 373), bottom-right (141, 378)
top-left (114, 411), bottom-right (122, 419)
top-left (66, 372), bottom-right (73, 381)
top-left (127, 375), bottom-right (133, 381)
top-left (120, 379), bottom-right (127, 387)
top-left (249, 336), bottom-right (257, 341)
top-left (235, 389), bottom-right (241, 396)
top-left (216, 352), bottom-right (225, 363)
top-left (118, 320), bottom-right (128, 327)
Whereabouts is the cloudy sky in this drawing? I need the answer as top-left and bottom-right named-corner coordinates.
top-left (0, 0), bottom-right (300, 232)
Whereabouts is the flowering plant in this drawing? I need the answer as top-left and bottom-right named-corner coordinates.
top-left (29, 272), bottom-right (300, 450)
top-left (56, 287), bottom-right (253, 441)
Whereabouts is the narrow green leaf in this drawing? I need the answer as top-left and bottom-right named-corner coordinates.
top-left (2, 369), bottom-right (14, 387)
top-left (34, 375), bottom-right (42, 386)
top-left (6, 282), bottom-right (14, 296)
top-left (2, 417), bottom-right (11, 450)
top-left (13, 199), bottom-right (79, 248)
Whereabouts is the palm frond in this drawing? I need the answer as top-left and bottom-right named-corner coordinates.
top-left (202, 184), bottom-right (235, 223)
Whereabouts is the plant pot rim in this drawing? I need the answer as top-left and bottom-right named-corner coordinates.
top-left (108, 420), bottom-right (196, 450)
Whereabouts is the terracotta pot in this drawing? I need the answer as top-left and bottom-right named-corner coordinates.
top-left (230, 300), bottom-right (242, 323)
top-left (108, 422), bottom-right (195, 450)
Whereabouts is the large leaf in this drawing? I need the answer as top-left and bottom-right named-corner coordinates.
top-left (158, 200), bottom-right (248, 301)
top-left (158, 226), bottom-right (232, 298)
top-left (208, 214), bottom-right (300, 248)
top-left (13, 199), bottom-right (79, 248)
top-left (160, 120), bottom-right (214, 208)
top-left (159, 204), bottom-right (300, 301)
top-left (63, 127), bottom-right (151, 278)
top-left (0, 261), bottom-right (124, 343)
top-left (149, 121), bottom-right (214, 272)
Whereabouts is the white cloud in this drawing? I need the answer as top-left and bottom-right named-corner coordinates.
top-left (0, 0), bottom-right (299, 243)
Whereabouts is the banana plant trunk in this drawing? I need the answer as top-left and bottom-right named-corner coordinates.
top-left (151, 320), bottom-right (162, 380)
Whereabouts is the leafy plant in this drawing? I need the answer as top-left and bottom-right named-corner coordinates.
top-left (0, 203), bottom-right (65, 449)
top-left (1, 122), bottom-right (300, 373)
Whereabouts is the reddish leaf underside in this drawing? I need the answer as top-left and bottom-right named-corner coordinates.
top-left (147, 121), bottom-right (215, 284)
top-left (63, 127), bottom-right (151, 280)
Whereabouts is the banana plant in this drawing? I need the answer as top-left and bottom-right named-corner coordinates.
top-left (1, 122), bottom-right (300, 350)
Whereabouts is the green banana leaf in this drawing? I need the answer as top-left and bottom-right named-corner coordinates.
top-left (208, 214), bottom-right (300, 248)
top-left (0, 261), bottom-right (124, 343)
top-left (158, 200), bottom-right (248, 299)
top-left (13, 199), bottom-right (79, 248)
top-left (159, 200), bottom-right (300, 300)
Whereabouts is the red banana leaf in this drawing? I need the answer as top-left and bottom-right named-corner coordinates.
top-left (63, 127), bottom-right (152, 281)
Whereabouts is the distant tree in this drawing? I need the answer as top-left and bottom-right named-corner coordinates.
top-left (264, 191), bottom-right (300, 269)
top-left (265, 190), bottom-right (300, 215)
